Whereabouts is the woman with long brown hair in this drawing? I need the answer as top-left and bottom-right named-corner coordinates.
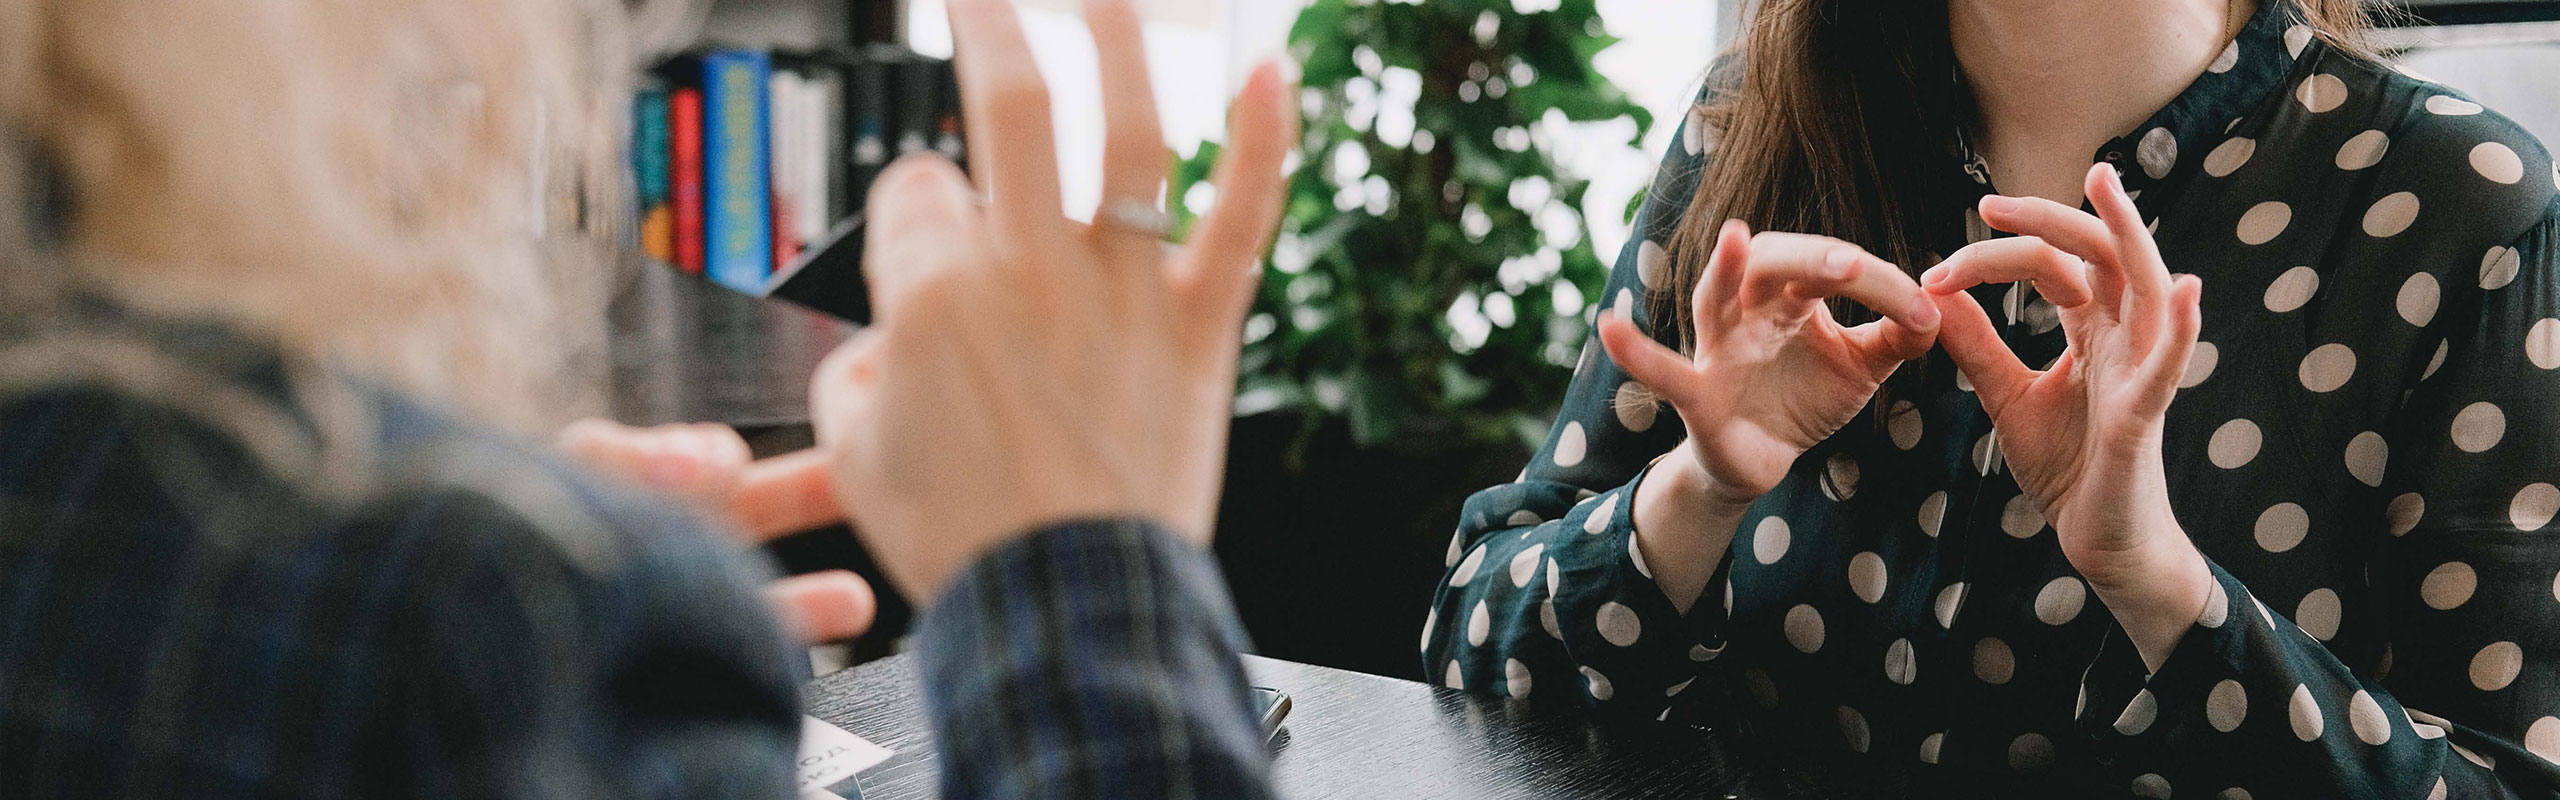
top-left (1428, 0), bottom-right (2560, 794)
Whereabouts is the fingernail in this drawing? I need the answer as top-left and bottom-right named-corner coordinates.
top-left (1980, 195), bottom-right (2017, 215)
top-left (1913, 296), bottom-right (1942, 328)
top-left (1275, 53), bottom-right (1302, 89)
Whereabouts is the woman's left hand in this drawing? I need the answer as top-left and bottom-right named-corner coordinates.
top-left (558, 419), bottom-right (877, 645)
top-left (1920, 163), bottom-right (2214, 670)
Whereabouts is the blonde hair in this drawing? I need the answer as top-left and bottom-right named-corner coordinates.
top-left (0, 0), bottom-right (653, 433)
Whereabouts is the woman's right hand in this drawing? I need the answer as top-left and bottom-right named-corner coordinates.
top-left (1599, 221), bottom-right (1938, 610)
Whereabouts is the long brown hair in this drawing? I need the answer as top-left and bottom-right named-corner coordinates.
top-left (1659, 0), bottom-right (2379, 346)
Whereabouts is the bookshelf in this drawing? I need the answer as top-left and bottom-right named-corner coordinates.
top-left (606, 0), bottom-right (920, 430)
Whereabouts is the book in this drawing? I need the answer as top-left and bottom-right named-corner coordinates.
top-left (670, 86), bottom-right (707, 275)
top-left (844, 51), bottom-right (893, 202)
top-left (701, 49), bottom-right (774, 292)
top-left (634, 87), bottom-right (675, 262)
top-left (771, 67), bottom-right (806, 268)
top-left (932, 60), bottom-right (965, 166)
top-left (893, 54), bottom-right (940, 159)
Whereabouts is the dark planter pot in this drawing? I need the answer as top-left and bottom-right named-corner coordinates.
top-left (1213, 412), bottom-right (1530, 681)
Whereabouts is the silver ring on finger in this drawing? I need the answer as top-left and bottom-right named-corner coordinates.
top-left (1095, 198), bottom-right (1174, 240)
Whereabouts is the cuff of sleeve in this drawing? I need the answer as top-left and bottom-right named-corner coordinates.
top-left (2073, 560), bottom-right (2252, 764)
top-left (1548, 459), bottom-right (1734, 706)
top-left (913, 518), bottom-right (1259, 721)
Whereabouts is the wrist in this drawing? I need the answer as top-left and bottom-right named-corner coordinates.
top-left (1657, 448), bottom-right (1764, 512)
top-left (2078, 528), bottom-right (2214, 673)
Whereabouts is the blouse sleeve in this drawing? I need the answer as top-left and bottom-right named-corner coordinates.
top-left (1419, 77), bottom-right (1726, 719)
top-left (2072, 203), bottom-right (2560, 798)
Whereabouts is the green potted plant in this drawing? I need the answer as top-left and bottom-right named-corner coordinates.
top-left (1176, 0), bottom-right (1652, 678)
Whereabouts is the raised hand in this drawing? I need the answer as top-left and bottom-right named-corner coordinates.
top-left (806, 0), bottom-right (1298, 600)
top-left (1599, 221), bottom-right (1939, 609)
top-left (1920, 163), bottom-right (2213, 668)
top-left (556, 419), bottom-right (876, 644)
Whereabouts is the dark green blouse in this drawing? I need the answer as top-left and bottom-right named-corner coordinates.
top-left (1425, 2), bottom-right (2560, 796)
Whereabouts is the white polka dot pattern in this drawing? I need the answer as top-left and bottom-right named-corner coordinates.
top-left (2451, 402), bottom-right (2505, 452)
top-left (2349, 690), bottom-right (2392, 745)
top-left (2182, 341), bottom-right (2220, 388)
top-left (2472, 142), bottom-right (2525, 184)
top-left (2264, 265), bottom-right (2319, 311)
top-left (2345, 432), bottom-right (2388, 487)
top-left (1837, 706), bottom-right (1871, 753)
top-left (2008, 732), bottom-right (2053, 772)
top-left (1596, 601), bottom-right (1640, 647)
top-left (2484, 246), bottom-right (2524, 290)
top-left (2529, 718), bottom-right (2560, 764)
top-left (1847, 552), bottom-right (1887, 604)
top-left (1508, 544), bottom-right (1544, 587)
top-left (1582, 492), bottom-right (1618, 534)
top-left (2387, 493), bottom-right (2425, 536)
top-left (2133, 774), bottom-right (2172, 799)
top-left (2426, 95), bottom-right (2483, 115)
top-left (1885, 638), bottom-right (1917, 685)
top-left (2210, 419), bottom-right (2264, 468)
top-left (2513, 483), bottom-right (2560, 530)
top-left (2256, 503), bottom-right (2311, 552)
top-left (2335, 130), bottom-right (2389, 170)
top-left (2399, 272), bottom-right (2441, 327)
top-left (2527, 319), bottom-right (2560, 369)
top-left (2116, 689), bottom-right (2159, 735)
top-left (2237, 201), bottom-right (2292, 245)
top-left (2298, 344), bottom-right (2356, 392)
top-left (1785, 604), bottom-right (1826, 653)
top-left (2363, 192), bottom-right (2421, 238)
top-left (1975, 637), bottom-right (2015, 684)
top-left (2001, 495), bottom-right (2045, 539)
top-left (2296, 588), bottom-right (2341, 641)
top-left (1637, 240), bottom-right (1670, 290)
top-left (2208, 679), bottom-right (2249, 732)
top-left (2035, 577), bottom-right (2086, 625)
top-left (1552, 422), bottom-right (1587, 467)
top-left (2296, 74), bottom-right (2348, 113)
top-left (2472, 641), bottom-right (2523, 691)
top-left (1752, 516), bottom-right (1790, 564)
top-left (2138, 128), bottom-right (2178, 179)
top-left (2422, 562), bottom-right (2476, 610)
top-left (1935, 582), bottom-right (1969, 629)
top-left (1581, 666), bottom-right (1612, 700)
top-left (1448, 546), bottom-right (1486, 587)
top-left (1613, 382), bottom-right (1657, 432)
top-left (2205, 137), bottom-right (2256, 177)
top-left (2290, 684), bottom-right (2325, 741)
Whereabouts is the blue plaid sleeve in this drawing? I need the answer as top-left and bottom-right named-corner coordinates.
top-left (913, 520), bottom-right (1275, 800)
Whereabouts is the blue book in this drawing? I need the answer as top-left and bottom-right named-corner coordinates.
top-left (701, 50), bottom-right (773, 292)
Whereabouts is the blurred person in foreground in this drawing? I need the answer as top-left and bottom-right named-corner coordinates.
top-left (0, 0), bottom-right (1296, 796)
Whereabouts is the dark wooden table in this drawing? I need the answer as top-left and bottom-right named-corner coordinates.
top-left (804, 654), bottom-right (1869, 800)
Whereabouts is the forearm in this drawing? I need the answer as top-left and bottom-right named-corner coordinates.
top-left (914, 520), bottom-right (1274, 800)
top-left (1632, 454), bottom-right (1753, 616)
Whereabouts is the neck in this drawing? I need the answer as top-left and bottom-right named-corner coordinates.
top-left (1951, 0), bottom-right (2248, 202)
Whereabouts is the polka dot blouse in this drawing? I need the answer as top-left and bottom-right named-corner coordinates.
top-left (1424, 3), bottom-right (2560, 796)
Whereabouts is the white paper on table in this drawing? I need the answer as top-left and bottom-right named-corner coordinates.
top-left (798, 715), bottom-right (894, 791)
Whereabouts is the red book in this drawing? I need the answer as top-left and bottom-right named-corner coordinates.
top-left (670, 87), bottom-right (707, 275)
